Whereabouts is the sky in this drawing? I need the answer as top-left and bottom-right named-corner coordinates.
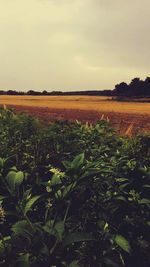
top-left (0, 0), bottom-right (150, 91)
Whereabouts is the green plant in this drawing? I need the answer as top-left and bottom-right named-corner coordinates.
top-left (0, 108), bottom-right (149, 266)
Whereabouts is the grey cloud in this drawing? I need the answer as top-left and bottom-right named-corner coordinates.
top-left (0, 0), bottom-right (149, 90)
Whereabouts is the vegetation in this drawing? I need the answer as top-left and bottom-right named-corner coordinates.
top-left (114, 77), bottom-right (150, 97)
top-left (0, 89), bottom-right (112, 96)
top-left (1, 76), bottom-right (150, 97)
top-left (0, 108), bottom-right (150, 267)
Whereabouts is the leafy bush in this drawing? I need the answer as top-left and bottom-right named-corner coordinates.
top-left (0, 108), bottom-right (149, 267)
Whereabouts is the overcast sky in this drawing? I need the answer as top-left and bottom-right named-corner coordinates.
top-left (0, 0), bottom-right (150, 91)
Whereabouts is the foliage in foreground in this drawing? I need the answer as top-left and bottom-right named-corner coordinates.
top-left (0, 108), bottom-right (150, 267)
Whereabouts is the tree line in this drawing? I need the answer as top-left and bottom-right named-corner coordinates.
top-left (114, 77), bottom-right (150, 97)
top-left (0, 89), bottom-right (112, 96)
top-left (0, 77), bottom-right (150, 97)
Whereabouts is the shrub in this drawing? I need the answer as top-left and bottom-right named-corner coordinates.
top-left (0, 108), bottom-right (149, 267)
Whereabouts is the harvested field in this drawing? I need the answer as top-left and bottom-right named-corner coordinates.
top-left (0, 95), bottom-right (150, 135)
top-left (1, 95), bottom-right (150, 114)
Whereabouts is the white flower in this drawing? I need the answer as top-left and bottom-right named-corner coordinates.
top-left (50, 168), bottom-right (65, 178)
top-left (50, 168), bottom-right (60, 174)
top-left (0, 205), bottom-right (5, 224)
top-left (46, 186), bottom-right (52, 193)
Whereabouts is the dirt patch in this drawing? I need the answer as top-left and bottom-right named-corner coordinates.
top-left (3, 104), bottom-right (150, 136)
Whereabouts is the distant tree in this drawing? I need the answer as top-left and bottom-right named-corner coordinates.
top-left (114, 82), bottom-right (129, 95)
top-left (27, 90), bottom-right (40, 95)
top-left (0, 90), bottom-right (6, 95)
top-left (7, 90), bottom-right (18, 95)
top-left (132, 78), bottom-right (148, 96)
top-left (129, 78), bottom-right (142, 96)
top-left (144, 77), bottom-right (150, 96)
top-left (113, 77), bottom-right (150, 97)
top-left (145, 76), bottom-right (150, 84)
top-left (42, 90), bottom-right (48, 95)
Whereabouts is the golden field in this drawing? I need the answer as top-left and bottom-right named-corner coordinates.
top-left (0, 95), bottom-right (150, 114)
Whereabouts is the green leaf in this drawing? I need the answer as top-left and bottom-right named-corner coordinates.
top-left (6, 170), bottom-right (24, 190)
top-left (62, 182), bottom-right (76, 198)
top-left (6, 170), bottom-right (16, 189)
top-left (43, 220), bottom-right (55, 235)
top-left (14, 171), bottom-right (24, 188)
top-left (143, 185), bottom-right (150, 189)
top-left (71, 153), bottom-right (85, 169)
top-left (43, 220), bottom-right (65, 241)
top-left (114, 235), bottom-right (131, 254)
top-left (0, 236), bottom-right (11, 256)
top-left (119, 183), bottom-right (130, 190)
top-left (24, 195), bottom-right (41, 215)
top-left (51, 173), bottom-right (62, 185)
top-left (0, 195), bottom-right (7, 201)
top-left (23, 189), bottom-right (32, 201)
top-left (55, 221), bottom-right (65, 241)
top-left (40, 244), bottom-right (49, 256)
top-left (16, 253), bottom-right (30, 267)
top-left (104, 257), bottom-right (120, 267)
top-left (115, 178), bottom-right (129, 183)
top-left (0, 158), bottom-right (4, 168)
top-left (0, 240), bottom-right (5, 256)
top-left (63, 232), bottom-right (95, 247)
top-left (55, 189), bottom-right (62, 199)
top-left (62, 160), bottom-right (72, 169)
top-left (69, 260), bottom-right (79, 267)
top-left (115, 196), bottom-right (127, 202)
top-left (139, 198), bottom-right (150, 205)
top-left (10, 166), bottom-right (18, 172)
top-left (12, 220), bottom-right (33, 238)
